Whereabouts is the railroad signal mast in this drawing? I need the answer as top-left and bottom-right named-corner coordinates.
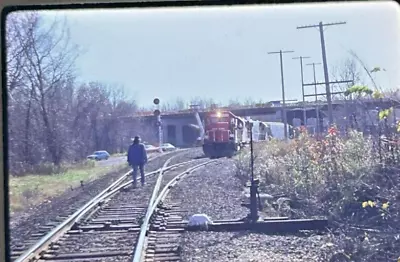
top-left (153, 98), bottom-right (163, 153)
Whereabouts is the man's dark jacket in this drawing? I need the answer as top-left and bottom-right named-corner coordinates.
top-left (127, 143), bottom-right (148, 165)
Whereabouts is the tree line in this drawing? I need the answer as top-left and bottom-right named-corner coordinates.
top-left (5, 12), bottom-right (266, 175)
top-left (6, 12), bottom-right (143, 175)
top-left (6, 11), bottom-right (373, 175)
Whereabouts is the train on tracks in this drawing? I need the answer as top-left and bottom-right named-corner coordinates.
top-left (190, 108), bottom-right (293, 158)
top-left (201, 110), bottom-right (250, 158)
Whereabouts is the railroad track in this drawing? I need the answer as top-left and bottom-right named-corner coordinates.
top-left (10, 152), bottom-right (175, 261)
top-left (134, 161), bottom-right (217, 262)
top-left (13, 149), bottom-right (214, 262)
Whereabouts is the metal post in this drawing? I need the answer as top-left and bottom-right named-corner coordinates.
top-left (319, 22), bottom-right (333, 125)
top-left (249, 122), bottom-right (258, 222)
top-left (306, 62), bottom-right (322, 134)
top-left (250, 122), bottom-right (254, 182)
top-left (153, 98), bottom-right (163, 153)
top-left (312, 63), bottom-right (320, 134)
top-left (158, 115), bottom-right (163, 153)
top-left (293, 56), bottom-right (310, 126)
top-left (268, 50), bottom-right (294, 140)
top-left (279, 51), bottom-right (288, 140)
top-left (297, 21), bottom-right (346, 127)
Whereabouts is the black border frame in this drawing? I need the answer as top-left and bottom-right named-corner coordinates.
top-left (0, 0), bottom-right (390, 261)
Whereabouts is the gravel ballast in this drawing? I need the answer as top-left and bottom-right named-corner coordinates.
top-left (182, 232), bottom-right (332, 262)
top-left (164, 158), bottom-right (332, 262)
top-left (165, 158), bottom-right (248, 220)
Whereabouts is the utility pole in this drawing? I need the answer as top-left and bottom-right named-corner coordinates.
top-left (293, 55), bottom-right (310, 126)
top-left (306, 62), bottom-right (322, 134)
top-left (268, 50), bottom-right (294, 140)
top-left (303, 80), bottom-right (353, 133)
top-left (297, 21), bottom-right (346, 126)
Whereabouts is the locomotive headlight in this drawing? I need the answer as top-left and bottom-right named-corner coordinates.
top-left (229, 134), bottom-right (235, 138)
top-left (216, 111), bottom-right (222, 118)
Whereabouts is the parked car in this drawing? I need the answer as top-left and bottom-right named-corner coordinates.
top-left (161, 143), bottom-right (176, 151)
top-left (144, 144), bottom-right (159, 153)
top-left (87, 150), bottom-right (110, 161)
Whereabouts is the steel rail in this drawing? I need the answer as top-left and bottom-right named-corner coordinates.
top-left (14, 150), bottom-right (189, 262)
top-left (74, 159), bottom-right (201, 223)
top-left (146, 154), bottom-right (177, 210)
top-left (132, 159), bottom-right (217, 262)
top-left (106, 150), bottom-right (185, 192)
top-left (130, 154), bottom-right (183, 262)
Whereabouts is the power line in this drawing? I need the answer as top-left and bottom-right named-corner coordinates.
top-left (293, 55), bottom-right (311, 125)
top-left (297, 21), bottom-right (346, 126)
top-left (268, 50), bottom-right (295, 140)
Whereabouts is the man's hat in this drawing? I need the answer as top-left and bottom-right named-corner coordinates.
top-left (131, 135), bottom-right (141, 142)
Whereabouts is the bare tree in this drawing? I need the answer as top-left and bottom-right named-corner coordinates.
top-left (5, 12), bottom-right (34, 96)
top-left (160, 97), bottom-right (187, 111)
top-left (6, 8), bottom-right (279, 175)
top-left (18, 13), bottom-right (79, 165)
top-left (6, 11), bottom-right (80, 170)
top-left (330, 57), bottom-right (364, 100)
top-left (107, 84), bottom-right (138, 152)
top-left (243, 97), bottom-right (258, 107)
top-left (189, 96), bottom-right (219, 109)
top-left (228, 98), bottom-right (242, 107)
top-left (332, 58), bottom-right (362, 84)
top-left (5, 11), bottom-right (146, 174)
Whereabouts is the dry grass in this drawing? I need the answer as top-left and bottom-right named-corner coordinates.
top-left (111, 152), bottom-right (127, 157)
top-left (9, 160), bottom-right (128, 213)
top-left (235, 129), bottom-right (400, 262)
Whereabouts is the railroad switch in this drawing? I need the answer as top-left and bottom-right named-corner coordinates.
top-left (187, 142), bottom-right (328, 234)
top-left (249, 178), bottom-right (261, 222)
top-left (240, 180), bottom-right (263, 222)
top-left (246, 121), bottom-right (263, 223)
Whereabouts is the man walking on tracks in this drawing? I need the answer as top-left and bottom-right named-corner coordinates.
top-left (127, 136), bottom-right (148, 187)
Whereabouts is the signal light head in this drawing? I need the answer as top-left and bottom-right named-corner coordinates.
top-left (154, 109), bottom-right (161, 116)
top-left (153, 98), bottom-right (160, 105)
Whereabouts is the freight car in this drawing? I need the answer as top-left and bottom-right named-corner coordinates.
top-left (249, 120), bottom-right (273, 141)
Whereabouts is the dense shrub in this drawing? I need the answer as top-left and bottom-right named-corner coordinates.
top-left (235, 127), bottom-right (400, 261)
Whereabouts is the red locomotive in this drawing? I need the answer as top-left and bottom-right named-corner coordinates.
top-left (202, 110), bottom-right (249, 158)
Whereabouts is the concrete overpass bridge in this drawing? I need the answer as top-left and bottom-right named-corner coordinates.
top-left (115, 98), bottom-right (399, 147)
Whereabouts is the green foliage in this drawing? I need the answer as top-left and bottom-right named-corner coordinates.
top-left (378, 107), bottom-right (393, 120)
top-left (371, 67), bottom-right (386, 73)
top-left (372, 90), bottom-right (384, 99)
top-left (344, 85), bottom-right (373, 97)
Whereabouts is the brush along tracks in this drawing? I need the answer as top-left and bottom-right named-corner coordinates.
top-left (13, 150), bottom-right (210, 262)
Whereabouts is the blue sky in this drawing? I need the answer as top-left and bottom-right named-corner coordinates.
top-left (37, 1), bottom-right (400, 108)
